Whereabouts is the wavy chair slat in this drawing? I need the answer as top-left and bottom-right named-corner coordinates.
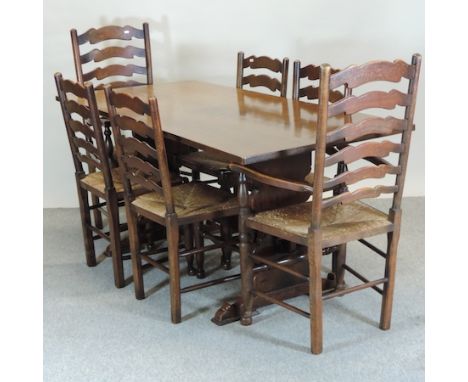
top-left (325, 141), bottom-right (403, 167)
top-left (328, 90), bottom-right (411, 116)
top-left (323, 164), bottom-right (401, 190)
top-left (242, 74), bottom-right (282, 93)
top-left (321, 185), bottom-right (399, 209)
top-left (69, 119), bottom-right (95, 139)
top-left (82, 64), bottom-right (147, 82)
top-left (61, 79), bottom-right (88, 98)
top-left (243, 55), bottom-right (284, 72)
top-left (114, 115), bottom-right (153, 138)
top-left (329, 59), bottom-right (415, 90)
top-left (108, 92), bottom-right (151, 115)
top-left (72, 136), bottom-right (101, 157)
top-left (121, 136), bottom-right (158, 160)
top-left (80, 46), bottom-right (146, 64)
top-left (77, 25), bottom-right (145, 44)
top-left (326, 117), bottom-right (407, 144)
top-left (64, 99), bottom-right (92, 119)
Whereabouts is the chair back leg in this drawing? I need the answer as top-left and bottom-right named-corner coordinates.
top-left (221, 218), bottom-right (233, 270)
top-left (194, 223), bottom-right (206, 279)
top-left (167, 213), bottom-right (182, 323)
top-left (128, 207), bottom-right (145, 300)
top-left (183, 225), bottom-right (196, 276)
top-left (106, 190), bottom-right (124, 288)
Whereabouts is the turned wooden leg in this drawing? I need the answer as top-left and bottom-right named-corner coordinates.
top-left (220, 218), bottom-right (233, 270)
top-left (77, 184), bottom-right (96, 267)
top-left (308, 230), bottom-right (323, 355)
top-left (194, 222), bottom-right (205, 279)
top-left (166, 213), bottom-right (181, 323)
top-left (106, 190), bottom-right (124, 288)
top-left (380, 209), bottom-right (402, 330)
top-left (183, 225), bottom-right (196, 276)
top-left (128, 207), bottom-right (144, 299)
top-left (238, 173), bottom-right (254, 326)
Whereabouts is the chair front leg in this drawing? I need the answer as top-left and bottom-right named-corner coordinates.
top-left (308, 230), bottom-right (323, 355)
top-left (166, 213), bottom-right (181, 323)
top-left (106, 189), bottom-right (124, 288)
top-left (76, 183), bottom-right (96, 267)
top-left (380, 209), bottom-right (402, 330)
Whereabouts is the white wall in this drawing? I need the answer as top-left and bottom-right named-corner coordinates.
top-left (44, 0), bottom-right (424, 207)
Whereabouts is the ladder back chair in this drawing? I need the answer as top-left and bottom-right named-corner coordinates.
top-left (54, 72), bottom-right (133, 288)
top-left (105, 87), bottom-right (240, 323)
top-left (237, 51), bottom-right (289, 96)
top-left (231, 54), bottom-right (421, 354)
top-left (70, 23), bottom-right (154, 231)
top-left (71, 23), bottom-right (153, 90)
top-left (292, 61), bottom-right (344, 102)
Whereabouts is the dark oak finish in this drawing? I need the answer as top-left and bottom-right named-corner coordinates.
top-left (54, 73), bottom-right (128, 288)
top-left (292, 61), bottom-right (344, 103)
top-left (105, 87), bottom-right (240, 323)
top-left (91, 81), bottom-right (367, 164)
top-left (236, 52), bottom-right (289, 97)
top-left (233, 54), bottom-right (422, 354)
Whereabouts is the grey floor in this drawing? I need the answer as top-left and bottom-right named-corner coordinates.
top-left (44, 197), bottom-right (424, 382)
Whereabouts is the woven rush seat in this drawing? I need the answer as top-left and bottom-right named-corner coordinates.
top-left (179, 151), bottom-right (230, 173)
top-left (80, 168), bottom-right (127, 195)
top-left (247, 201), bottom-right (393, 248)
top-left (132, 182), bottom-right (239, 222)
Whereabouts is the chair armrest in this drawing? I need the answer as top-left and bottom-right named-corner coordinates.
top-left (229, 163), bottom-right (313, 193)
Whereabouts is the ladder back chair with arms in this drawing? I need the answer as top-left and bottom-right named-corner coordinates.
top-left (231, 54), bottom-right (421, 354)
top-left (70, 23), bottom-right (154, 230)
top-left (54, 73), bottom-right (135, 288)
top-left (105, 87), bottom-right (240, 323)
top-left (293, 61), bottom-right (351, 279)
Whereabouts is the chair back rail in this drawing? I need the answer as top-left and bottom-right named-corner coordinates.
top-left (71, 23), bottom-right (153, 90)
top-left (292, 61), bottom-right (344, 103)
top-left (54, 73), bottom-right (113, 187)
top-left (236, 52), bottom-right (289, 97)
top-left (310, 54), bottom-right (422, 222)
top-left (105, 88), bottom-right (175, 213)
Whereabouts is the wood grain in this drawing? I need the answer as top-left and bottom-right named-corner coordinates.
top-left (325, 141), bottom-right (403, 166)
top-left (329, 59), bottom-right (415, 89)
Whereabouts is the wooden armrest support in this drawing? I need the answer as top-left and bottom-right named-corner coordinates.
top-left (229, 163), bottom-right (313, 193)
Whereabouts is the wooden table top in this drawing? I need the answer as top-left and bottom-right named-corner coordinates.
top-left (94, 81), bottom-right (368, 165)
